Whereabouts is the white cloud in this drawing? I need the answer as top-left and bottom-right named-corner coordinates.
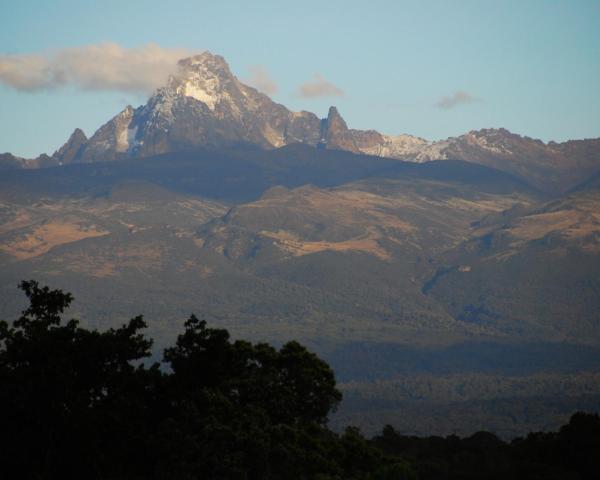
top-left (436, 90), bottom-right (479, 109)
top-left (244, 65), bottom-right (278, 96)
top-left (297, 74), bottom-right (344, 98)
top-left (0, 43), bottom-right (192, 94)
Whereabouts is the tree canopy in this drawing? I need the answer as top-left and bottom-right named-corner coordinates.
top-left (0, 281), bottom-right (598, 479)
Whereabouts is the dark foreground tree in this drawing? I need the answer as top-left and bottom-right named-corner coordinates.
top-left (156, 315), bottom-right (344, 479)
top-left (2, 281), bottom-right (598, 480)
top-left (0, 281), bottom-right (381, 480)
top-left (0, 281), bottom-right (162, 479)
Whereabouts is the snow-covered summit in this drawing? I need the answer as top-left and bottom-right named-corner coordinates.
top-left (31, 50), bottom-right (597, 195)
top-left (167, 52), bottom-right (237, 111)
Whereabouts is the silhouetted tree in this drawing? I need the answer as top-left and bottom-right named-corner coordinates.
top-left (157, 315), bottom-right (343, 478)
top-left (2, 281), bottom-right (599, 480)
top-left (0, 281), bottom-right (161, 479)
top-left (163, 315), bottom-right (341, 425)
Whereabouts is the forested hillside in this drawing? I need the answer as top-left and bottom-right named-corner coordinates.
top-left (1, 282), bottom-right (599, 479)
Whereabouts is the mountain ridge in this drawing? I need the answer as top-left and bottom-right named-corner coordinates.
top-left (2, 51), bottom-right (599, 194)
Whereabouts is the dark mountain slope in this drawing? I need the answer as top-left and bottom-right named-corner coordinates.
top-left (0, 143), bottom-right (543, 204)
top-left (425, 188), bottom-right (600, 342)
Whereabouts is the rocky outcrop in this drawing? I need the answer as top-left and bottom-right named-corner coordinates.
top-left (52, 128), bottom-right (88, 165)
top-left (76, 106), bottom-right (136, 163)
top-left (0, 153), bottom-right (26, 170)
top-left (412, 129), bottom-right (600, 193)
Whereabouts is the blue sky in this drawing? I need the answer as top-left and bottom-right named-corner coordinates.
top-left (1, 0), bottom-right (599, 157)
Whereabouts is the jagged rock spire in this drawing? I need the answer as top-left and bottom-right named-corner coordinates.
top-left (52, 128), bottom-right (88, 165)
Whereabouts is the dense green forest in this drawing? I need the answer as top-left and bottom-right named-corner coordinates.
top-left (1, 282), bottom-right (599, 479)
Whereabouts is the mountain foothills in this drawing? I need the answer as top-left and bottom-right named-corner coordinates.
top-left (1, 51), bottom-right (600, 438)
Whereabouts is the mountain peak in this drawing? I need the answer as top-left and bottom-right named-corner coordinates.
top-left (320, 106), bottom-right (362, 152)
top-left (69, 128), bottom-right (88, 143)
top-left (326, 106), bottom-right (348, 130)
top-left (52, 127), bottom-right (88, 164)
top-left (165, 51), bottom-right (238, 111)
top-left (468, 128), bottom-right (516, 139)
top-left (177, 51), bottom-right (230, 71)
top-left (117, 105), bottom-right (135, 118)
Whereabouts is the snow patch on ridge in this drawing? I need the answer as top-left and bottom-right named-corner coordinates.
top-left (116, 126), bottom-right (129, 152)
top-left (114, 106), bottom-right (136, 153)
top-left (414, 141), bottom-right (452, 162)
top-left (360, 134), bottom-right (430, 159)
top-left (169, 54), bottom-right (231, 111)
top-left (126, 125), bottom-right (140, 153)
top-left (465, 132), bottom-right (514, 155)
top-left (179, 80), bottom-right (219, 110)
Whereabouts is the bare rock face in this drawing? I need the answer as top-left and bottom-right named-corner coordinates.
top-left (52, 128), bottom-right (88, 165)
top-left (320, 106), bottom-right (385, 153)
top-left (75, 52), bottom-right (323, 160)
top-left (347, 129), bottom-right (389, 151)
top-left (321, 106), bottom-right (358, 152)
top-left (76, 106), bottom-right (136, 163)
